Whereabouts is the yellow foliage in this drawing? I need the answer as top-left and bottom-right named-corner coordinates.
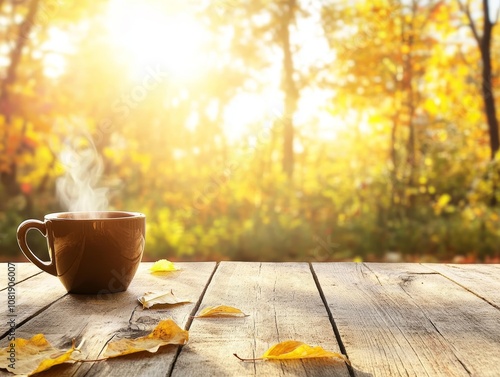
top-left (437, 194), bottom-right (451, 207)
top-left (434, 194), bottom-right (452, 215)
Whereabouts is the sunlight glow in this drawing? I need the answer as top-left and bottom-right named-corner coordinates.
top-left (40, 27), bottom-right (75, 78)
top-left (106, 0), bottom-right (207, 80)
top-left (223, 91), bottom-right (282, 143)
top-left (296, 88), bottom-right (340, 141)
top-left (43, 53), bottom-right (66, 78)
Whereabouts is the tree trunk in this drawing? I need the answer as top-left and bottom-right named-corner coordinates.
top-left (475, 0), bottom-right (499, 205)
top-left (461, 0), bottom-right (499, 159)
top-left (479, 0), bottom-right (499, 159)
top-left (389, 113), bottom-right (399, 203)
top-left (279, 0), bottom-right (298, 178)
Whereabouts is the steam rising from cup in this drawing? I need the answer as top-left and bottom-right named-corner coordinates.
top-left (56, 134), bottom-right (109, 216)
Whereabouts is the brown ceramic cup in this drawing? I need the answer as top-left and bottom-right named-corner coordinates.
top-left (16, 211), bottom-right (145, 294)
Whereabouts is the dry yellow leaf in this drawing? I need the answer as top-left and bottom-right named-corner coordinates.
top-left (234, 340), bottom-right (350, 364)
top-left (150, 259), bottom-right (179, 273)
top-left (101, 319), bottom-right (188, 359)
top-left (138, 290), bottom-right (191, 309)
top-left (262, 340), bottom-right (349, 362)
top-left (195, 305), bottom-right (248, 318)
top-left (0, 334), bottom-right (76, 376)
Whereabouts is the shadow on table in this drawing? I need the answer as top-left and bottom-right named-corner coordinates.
top-left (171, 347), bottom-right (366, 377)
top-left (350, 365), bottom-right (374, 377)
top-left (301, 358), bottom-right (374, 377)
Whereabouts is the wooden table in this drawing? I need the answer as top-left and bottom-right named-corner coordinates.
top-left (1, 262), bottom-right (499, 376)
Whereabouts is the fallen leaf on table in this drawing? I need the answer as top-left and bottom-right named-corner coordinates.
top-left (234, 340), bottom-right (350, 364)
top-left (0, 334), bottom-right (76, 376)
top-left (138, 290), bottom-right (191, 309)
top-left (102, 319), bottom-right (188, 358)
top-left (150, 259), bottom-right (179, 273)
top-left (195, 305), bottom-right (248, 318)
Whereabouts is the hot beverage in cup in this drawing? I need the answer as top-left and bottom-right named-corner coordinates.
top-left (17, 211), bottom-right (145, 294)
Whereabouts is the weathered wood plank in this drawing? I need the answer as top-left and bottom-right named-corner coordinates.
top-left (423, 264), bottom-right (500, 309)
top-left (2, 262), bottom-right (499, 377)
top-left (0, 265), bottom-right (66, 337)
top-left (171, 262), bottom-right (350, 377)
top-left (313, 262), bottom-right (500, 377)
top-left (0, 262), bottom-right (216, 377)
top-left (0, 262), bottom-right (42, 289)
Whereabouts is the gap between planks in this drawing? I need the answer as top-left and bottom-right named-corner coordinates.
top-left (0, 263), bottom-right (43, 291)
top-left (166, 261), bottom-right (220, 377)
top-left (309, 262), bottom-right (356, 377)
top-left (421, 263), bottom-right (500, 311)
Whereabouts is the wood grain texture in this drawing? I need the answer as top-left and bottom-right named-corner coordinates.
top-left (423, 263), bottom-right (500, 309)
top-left (171, 262), bottom-right (350, 377)
top-left (0, 264), bottom-right (66, 337)
top-left (312, 262), bottom-right (500, 377)
top-left (0, 262), bottom-right (42, 289)
top-left (0, 262), bottom-right (216, 377)
top-left (1, 262), bottom-right (499, 377)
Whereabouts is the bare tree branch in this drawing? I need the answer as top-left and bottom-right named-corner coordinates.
top-left (456, 0), bottom-right (481, 45)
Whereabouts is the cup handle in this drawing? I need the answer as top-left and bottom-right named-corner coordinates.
top-left (16, 219), bottom-right (57, 276)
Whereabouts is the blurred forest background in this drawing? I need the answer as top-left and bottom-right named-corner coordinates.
top-left (1, 0), bottom-right (500, 263)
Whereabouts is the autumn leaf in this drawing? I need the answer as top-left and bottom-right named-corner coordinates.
top-left (0, 334), bottom-right (76, 376)
top-left (101, 319), bottom-right (188, 359)
top-left (195, 305), bottom-right (248, 318)
top-left (138, 290), bottom-right (191, 309)
top-left (262, 341), bottom-right (349, 362)
top-left (150, 259), bottom-right (179, 273)
top-left (234, 340), bottom-right (350, 364)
